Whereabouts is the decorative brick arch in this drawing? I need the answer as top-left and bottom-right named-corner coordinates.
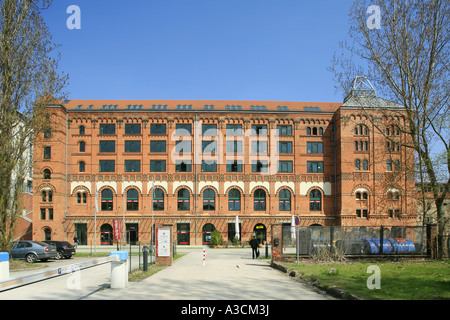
top-left (123, 185), bottom-right (142, 196)
top-left (199, 185), bottom-right (219, 196)
top-left (351, 184), bottom-right (372, 195)
top-left (305, 186), bottom-right (324, 197)
top-left (173, 185), bottom-right (193, 196)
top-left (98, 185), bottom-right (117, 196)
top-left (148, 185), bottom-right (168, 196)
top-left (71, 185), bottom-right (90, 196)
top-left (250, 185), bottom-right (270, 197)
top-left (37, 182), bottom-right (56, 194)
top-left (275, 185), bottom-right (294, 197)
top-left (224, 185), bottom-right (244, 197)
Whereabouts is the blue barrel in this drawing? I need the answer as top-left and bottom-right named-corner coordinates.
top-left (362, 238), bottom-right (415, 254)
top-left (391, 238), bottom-right (415, 254)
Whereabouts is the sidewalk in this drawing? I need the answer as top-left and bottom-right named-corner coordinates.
top-left (88, 248), bottom-right (331, 300)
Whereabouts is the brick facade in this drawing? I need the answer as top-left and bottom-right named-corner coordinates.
top-left (31, 96), bottom-right (418, 246)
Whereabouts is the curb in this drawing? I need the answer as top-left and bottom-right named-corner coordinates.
top-left (271, 261), bottom-right (360, 300)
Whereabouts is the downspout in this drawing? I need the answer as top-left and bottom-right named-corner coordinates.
top-left (64, 111), bottom-right (68, 240)
top-left (194, 111), bottom-right (198, 245)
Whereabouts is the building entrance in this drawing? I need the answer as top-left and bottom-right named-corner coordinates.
top-left (202, 223), bottom-right (215, 245)
top-left (254, 223), bottom-right (267, 244)
top-left (75, 223), bottom-right (87, 245)
top-left (126, 223), bottom-right (139, 245)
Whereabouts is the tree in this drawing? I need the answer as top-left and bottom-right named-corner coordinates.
top-left (330, 0), bottom-right (449, 258)
top-left (0, 0), bottom-right (67, 252)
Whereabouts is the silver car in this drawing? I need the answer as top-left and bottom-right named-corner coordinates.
top-left (11, 241), bottom-right (58, 263)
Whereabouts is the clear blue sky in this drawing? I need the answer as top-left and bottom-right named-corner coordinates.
top-left (42, 0), bottom-right (353, 102)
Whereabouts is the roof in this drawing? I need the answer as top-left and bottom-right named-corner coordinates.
top-left (57, 99), bottom-right (343, 113)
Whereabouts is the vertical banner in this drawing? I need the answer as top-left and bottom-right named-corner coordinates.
top-left (113, 219), bottom-right (122, 240)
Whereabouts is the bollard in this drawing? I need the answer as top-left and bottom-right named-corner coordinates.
top-left (0, 252), bottom-right (9, 281)
top-left (143, 246), bottom-right (149, 271)
top-left (109, 251), bottom-right (128, 289)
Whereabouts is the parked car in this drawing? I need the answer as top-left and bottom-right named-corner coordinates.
top-left (43, 240), bottom-right (76, 259)
top-left (11, 241), bottom-right (57, 263)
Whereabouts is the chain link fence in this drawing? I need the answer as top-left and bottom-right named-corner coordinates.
top-left (281, 225), bottom-right (427, 257)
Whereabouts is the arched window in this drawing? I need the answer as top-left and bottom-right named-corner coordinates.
top-left (356, 192), bottom-right (361, 200)
top-left (355, 159), bottom-right (361, 171)
top-left (77, 191), bottom-right (86, 204)
top-left (312, 127), bottom-right (317, 135)
top-left (318, 127), bottom-right (323, 135)
top-left (306, 127), bottom-right (311, 135)
top-left (362, 192), bottom-right (368, 200)
top-left (228, 189), bottom-right (241, 211)
top-left (362, 159), bottom-right (369, 170)
top-left (79, 161), bottom-right (85, 172)
top-left (177, 188), bottom-right (190, 211)
top-left (152, 188), bottom-right (164, 211)
top-left (101, 189), bottom-right (113, 211)
top-left (254, 189), bottom-right (266, 211)
top-left (79, 126), bottom-right (85, 135)
top-left (41, 191), bottom-right (47, 202)
top-left (48, 191), bottom-right (52, 202)
top-left (43, 169), bottom-right (51, 179)
top-left (127, 189), bottom-right (139, 211)
top-left (279, 189), bottom-right (291, 211)
top-left (309, 189), bottom-right (321, 211)
top-left (203, 188), bottom-right (215, 211)
top-left (79, 141), bottom-right (85, 152)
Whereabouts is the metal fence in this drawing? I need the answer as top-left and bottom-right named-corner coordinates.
top-left (281, 225), bottom-right (427, 257)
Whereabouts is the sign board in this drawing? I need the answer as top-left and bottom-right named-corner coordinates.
top-left (295, 216), bottom-right (300, 226)
top-left (113, 219), bottom-right (122, 240)
top-left (157, 228), bottom-right (171, 257)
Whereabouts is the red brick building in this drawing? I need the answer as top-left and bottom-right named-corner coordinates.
top-left (32, 83), bottom-right (418, 246)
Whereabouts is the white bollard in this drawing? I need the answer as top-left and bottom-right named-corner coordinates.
top-left (0, 252), bottom-right (9, 281)
top-left (109, 251), bottom-right (128, 289)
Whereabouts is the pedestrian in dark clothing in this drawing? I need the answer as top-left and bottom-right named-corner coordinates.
top-left (73, 236), bottom-right (79, 248)
top-left (249, 237), bottom-right (259, 259)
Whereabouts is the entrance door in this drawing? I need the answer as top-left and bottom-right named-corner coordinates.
top-left (254, 223), bottom-right (267, 244)
top-left (177, 223), bottom-right (190, 245)
top-left (126, 223), bottom-right (139, 245)
top-left (202, 223), bottom-right (215, 245)
top-left (75, 223), bottom-right (87, 245)
top-left (100, 224), bottom-right (113, 245)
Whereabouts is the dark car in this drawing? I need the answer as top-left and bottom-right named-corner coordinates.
top-left (11, 241), bottom-right (57, 263)
top-left (43, 241), bottom-right (76, 259)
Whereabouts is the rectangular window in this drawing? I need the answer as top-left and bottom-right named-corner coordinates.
top-left (251, 141), bottom-right (268, 154)
top-left (307, 142), bottom-right (323, 154)
top-left (150, 160), bottom-right (166, 172)
top-left (307, 161), bottom-right (323, 173)
top-left (99, 124), bottom-right (116, 135)
top-left (99, 141), bottom-right (115, 153)
top-left (125, 141), bottom-right (141, 153)
top-left (125, 124), bottom-right (141, 134)
top-left (175, 140), bottom-right (191, 154)
top-left (175, 124), bottom-right (192, 135)
top-left (278, 161), bottom-right (293, 173)
top-left (99, 160), bottom-right (115, 172)
top-left (44, 146), bottom-right (51, 159)
top-left (175, 160), bottom-right (192, 172)
top-left (202, 124), bottom-right (217, 135)
top-left (150, 124), bottom-right (166, 134)
top-left (278, 141), bottom-right (293, 153)
top-left (386, 160), bottom-right (392, 172)
top-left (125, 160), bottom-right (140, 172)
top-left (277, 125), bottom-right (292, 135)
top-left (202, 140), bottom-right (217, 153)
top-left (226, 160), bottom-right (243, 172)
top-left (251, 125), bottom-right (267, 135)
top-left (48, 208), bottom-right (53, 220)
top-left (201, 160), bottom-right (217, 172)
top-left (150, 141), bottom-right (166, 153)
top-left (40, 208), bottom-right (46, 220)
top-left (226, 124), bottom-right (243, 135)
top-left (252, 160), bottom-right (268, 173)
top-left (226, 140), bottom-right (243, 153)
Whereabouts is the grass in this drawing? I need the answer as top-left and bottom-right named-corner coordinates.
top-left (284, 260), bottom-right (450, 300)
top-left (128, 253), bottom-right (186, 282)
top-left (9, 259), bottom-right (43, 271)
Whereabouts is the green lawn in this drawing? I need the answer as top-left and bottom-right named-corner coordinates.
top-left (284, 260), bottom-right (450, 300)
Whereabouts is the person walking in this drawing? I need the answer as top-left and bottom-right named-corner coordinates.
top-left (249, 236), bottom-right (259, 259)
top-left (73, 235), bottom-right (79, 248)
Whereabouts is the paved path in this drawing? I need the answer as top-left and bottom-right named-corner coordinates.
top-left (90, 248), bottom-right (331, 300)
top-left (0, 248), bottom-right (331, 300)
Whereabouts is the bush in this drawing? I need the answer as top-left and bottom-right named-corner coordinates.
top-left (210, 230), bottom-right (224, 246)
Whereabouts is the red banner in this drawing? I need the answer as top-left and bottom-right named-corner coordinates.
top-left (113, 219), bottom-right (122, 240)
